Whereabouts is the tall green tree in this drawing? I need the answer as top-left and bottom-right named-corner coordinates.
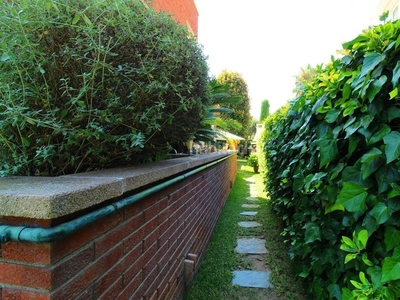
top-left (216, 70), bottom-right (251, 138)
top-left (259, 99), bottom-right (270, 121)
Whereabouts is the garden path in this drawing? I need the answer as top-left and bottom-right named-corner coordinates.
top-left (231, 177), bottom-right (279, 299)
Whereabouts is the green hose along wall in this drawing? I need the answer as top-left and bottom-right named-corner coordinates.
top-left (0, 154), bottom-right (234, 245)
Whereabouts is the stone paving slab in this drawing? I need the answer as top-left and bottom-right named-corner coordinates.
top-left (240, 211), bottom-right (258, 216)
top-left (235, 238), bottom-right (267, 254)
top-left (245, 179), bottom-right (256, 183)
top-left (232, 270), bottom-right (273, 289)
top-left (246, 196), bottom-right (259, 201)
top-left (242, 204), bottom-right (260, 208)
top-left (238, 221), bottom-right (262, 228)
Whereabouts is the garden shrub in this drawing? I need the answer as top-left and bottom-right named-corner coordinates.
top-left (258, 104), bottom-right (289, 174)
top-left (263, 20), bottom-right (400, 299)
top-left (0, 0), bottom-right (210, 176)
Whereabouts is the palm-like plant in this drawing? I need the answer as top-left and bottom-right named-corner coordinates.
top-left (194, 79), bottom-right (243, 143)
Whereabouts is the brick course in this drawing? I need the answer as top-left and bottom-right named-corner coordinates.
top-left (0, 154), bottom-right (237, 299)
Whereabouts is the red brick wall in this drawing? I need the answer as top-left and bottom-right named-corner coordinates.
top-left (0, 155), bottom-right (237, 300)
top-left (151, 0), bottom-right (199, 36)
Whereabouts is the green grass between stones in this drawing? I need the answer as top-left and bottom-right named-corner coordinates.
top-left (184, 158), bottom-right (307, 300)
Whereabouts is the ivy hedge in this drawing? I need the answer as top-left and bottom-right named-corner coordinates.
top-left (263, 20), bottom-right (400, 299)
top-left (0, 0), bottom-right (209, 176)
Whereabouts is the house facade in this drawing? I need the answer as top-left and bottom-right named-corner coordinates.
top-left (375, 0), bottom-right (399, 21)
top-left (151, 0), bottom-right (199, 37)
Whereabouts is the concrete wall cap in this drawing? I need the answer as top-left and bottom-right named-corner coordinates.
top-left (0, 152), bottom-right (233, 219)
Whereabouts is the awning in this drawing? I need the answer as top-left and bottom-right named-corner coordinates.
top-left (214, 129), bottom-right (245, 141)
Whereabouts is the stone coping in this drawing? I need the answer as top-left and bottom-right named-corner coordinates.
top-left (0, 152), bottom-right (235, 220)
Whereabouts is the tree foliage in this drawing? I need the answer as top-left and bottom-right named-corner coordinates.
top-left (293, 64), bottom-right (318, 97)
top-left (193, 78), bottom-right (242, 143)
top-left (259, 99), bottom-right (270, 122)
top-left (216, 70), bottom-right (251, 138)
top-left (262, 20), bottom-right (400, 299)
top-left (0, 0), bottom-right (209, 176)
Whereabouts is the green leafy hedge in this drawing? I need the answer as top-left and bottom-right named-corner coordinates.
top-left (0, 0), bottom-right (209, 176)
top-left (263, 20), bottom-right (400, 299)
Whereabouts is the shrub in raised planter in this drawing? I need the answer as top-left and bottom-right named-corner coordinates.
top-left (0, 0), bottom-right (210, 176)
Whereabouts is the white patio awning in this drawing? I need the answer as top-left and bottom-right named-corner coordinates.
top-left (214, 129), bottom-right (245, 141)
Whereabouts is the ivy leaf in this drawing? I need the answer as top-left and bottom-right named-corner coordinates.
top-left (388, 107), bottom-right (400, 122)
top-left (327, 284), bottom-right (341, 300)
top-left (348, 135), bottom-right (360, 157)
top-left (390, 87), bottom-right (398, 99)
top-left (342, 82), bottom-right (351, 100)
top-left (360, 53), bottom-right (386, 78)
top-left (392, 60), bottom-right (400, 89)
top-left (360, 148), bottom-right (384, 180)
top-left (304, 223), bottom-right (321, 244)
top-left (375, 164), bottom-right (400, 194)
top-left (342, 166), bottom-right (373, 188)
top-left (367, 124), bottom-right (391, 145)
top-left (383, 131), bottom-right (400, 163)
top-left (316, 135), bottom-right (338, 168)
top-left (362, 214), bottom-right (379, 237)
top-left (366, 75), bottom-right (387, 102)
top-left (330, 163), bottom-right (345, 181)
top-left (325, 202), bottom-right (345, 214)
top-left (381, 257), bottom-right (400, 283)
top-left (370, 202), bottom-right (391, 225)
top-left (361, 148), bottom-right (382, 163)
top-left (292, 175), bottom-right (304, 192)
top-left (388, 182), bottom-right (400, 199)
top-left (290, 140), bottom-right (306, 149)
top-left (360, 114), bottom-right (374, 129)
top-left (337, 182), bottom-right (367, 212)
top-left (367, 266), bottom-right (382, 290)
top-left (345, 120), bottom-right (361, 139)
top-left (312, 94), bottom-right (328, 113)
top-left (389, 199), bottom-right (400, 213)
top-left (384, 226), bottom-right (400, 251)
top-left (396, 34), bottom-right (400, 49)
top-left (342, 34), bottom-right (368, 50)
top-left (361, 157), bottom-right (384, 180)
top-left (393, 247), bottom-right (400, 260)
top-left (325, 109), bottom-right (341, 123)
